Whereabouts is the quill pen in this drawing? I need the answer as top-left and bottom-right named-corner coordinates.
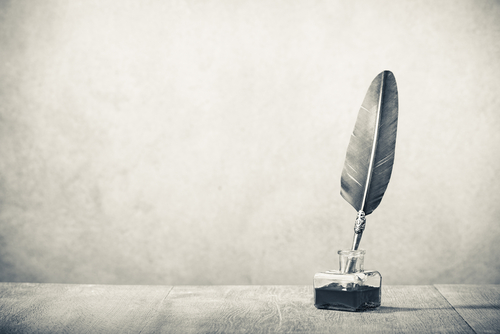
top-left (341, 70), bottom-right (398, 252)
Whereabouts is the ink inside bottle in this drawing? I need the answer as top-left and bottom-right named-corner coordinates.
top-left (313, 249), bottom-right (381, 311)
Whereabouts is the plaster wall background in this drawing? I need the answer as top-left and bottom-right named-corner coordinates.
top-left (1, 0), bottom-right (499, 285)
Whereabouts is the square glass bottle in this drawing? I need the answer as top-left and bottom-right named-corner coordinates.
top-left (313, 249), bottom-right (381, 311)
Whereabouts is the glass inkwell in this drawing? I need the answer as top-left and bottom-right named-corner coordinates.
top-left (313, 249), bottom-right (381, 311)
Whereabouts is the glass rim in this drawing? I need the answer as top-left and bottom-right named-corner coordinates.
top-left (337, 249), bottom-right (366, 255)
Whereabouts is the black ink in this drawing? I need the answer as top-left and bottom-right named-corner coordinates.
top-left (314, 284), bottom-right (381, 311)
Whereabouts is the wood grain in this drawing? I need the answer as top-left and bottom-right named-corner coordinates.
top-left (435, 284), bottom-right (500, 334)
top-left (0, 283), bottom-right (173, 334)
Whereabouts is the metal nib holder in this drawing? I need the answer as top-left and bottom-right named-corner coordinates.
top-left (344, 210), bottom-right (366, 273)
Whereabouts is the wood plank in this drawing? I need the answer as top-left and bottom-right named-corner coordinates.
top-left (380, 285), bottom-right (475, 334)
top-left (0, 283), bottom-right (173, 334)
top-left (141, 285), bottom-right (474, 333)
top-left (435, 284), bottom-right (500, 334)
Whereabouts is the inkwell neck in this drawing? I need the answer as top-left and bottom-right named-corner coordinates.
top-left (338, 249), bottom-right (365, 273)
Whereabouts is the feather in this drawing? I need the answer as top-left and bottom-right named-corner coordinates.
top-left (340, 70), bottom-right (398, 250)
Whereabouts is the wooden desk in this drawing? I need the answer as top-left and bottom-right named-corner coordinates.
top-left (0, 284), bottom-right (498, 333)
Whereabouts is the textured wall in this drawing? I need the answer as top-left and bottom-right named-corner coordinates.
top-left (1, 0), bottom-right (499, 285)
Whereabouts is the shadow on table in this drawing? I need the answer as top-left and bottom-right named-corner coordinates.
top-left (373, 306), bottom-right (420, 313)
top-left (454, 304), bottom-right (500, 310)
top-left (375, 304), bottom-right (500, 313)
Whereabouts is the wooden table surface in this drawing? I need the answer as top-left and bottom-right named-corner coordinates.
top-left (0, 283), bottom-right (498, 333)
